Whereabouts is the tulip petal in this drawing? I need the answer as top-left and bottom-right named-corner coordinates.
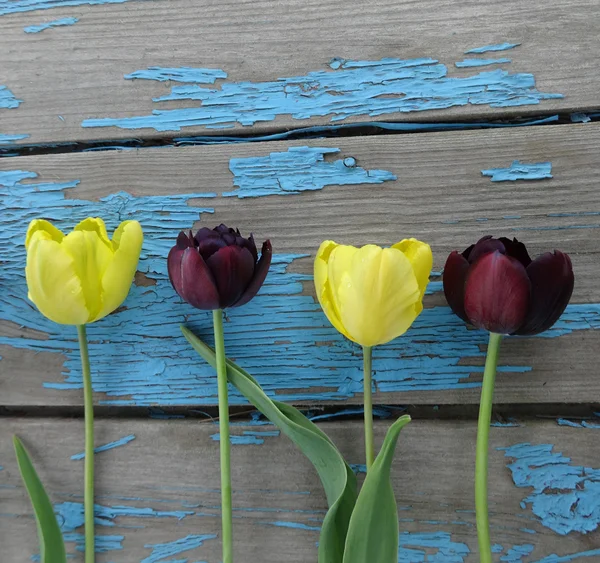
top-left (74, 217), bottom-right (112, 249)
top-left (498, 237), bottom-right (532, 267)
top-left (468, 236), bottom-right (506, 263)
top-left (443, 251), bottom-right (471, 323)
top-left (514, 250), bottom-right (574, 335)
top-left (336, 245), bottom-right (421, 347)
top-left (233, 240), bottom-right (272, 307)
top-left (207, 245), bottom-right (255, 308)
top-left (167, 246), bottom-right (185, 297)
top-left (26, 230), bottom-right (89, 325)
top-left (96, 221), bottom-right (144, 321)
top-left (392, 239), bottom-right (433, 300)
top-left (61, 228), bottom-right (114, 321)
top-left (175, 247), bottom-right (220, 309)
top-left (25, 219), bottom-right (64, 250)
top-left (314, 240), bottom-right (350, 338)
top-left (464, 251), bottom-right (530, 334)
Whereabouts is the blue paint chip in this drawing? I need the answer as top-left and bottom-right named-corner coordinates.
top-left (24, 17), bottom-right (78, 33)
top-left (0, 0), bottom-right (139, 16)
top-left (70, 434), bottom-right (135, 460)
top-left (532, 549), bottom-right (600, 563)
top-left (399, 531), bottom-right (470, 562)
top-left (81, 56), bottom-right (563, 132)
top-left (500, 443), bottom-right (600, 535)
top-left (0, 134), bottom-right (29, 145)
top-left (224, 147), bottom-right (396, 198)
top-left (465, 43), bottom-right (521, 54)
top-left (0, 86), bottom-right (22, 109)
top-left (481, 161), bottom-right (552, 182)
top-left (125, 66), bottom-right (227, 83)
top-left (455, 58), bottom-right (511, 68)
top-left (349, 463), bottom-right (367, 474)
top-left (500, 544), bottom-right (535, 562)
top-left (141, 534), bottom-right (216, 563)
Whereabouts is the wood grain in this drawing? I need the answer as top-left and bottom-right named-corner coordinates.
top-left (0, 0), bottom-right (599, 144)
top-left (1, 418), bottom-right (598, 562)
top-left (1, 124), bottom-right (599, 408)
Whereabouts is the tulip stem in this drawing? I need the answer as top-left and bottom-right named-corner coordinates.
top-left (213, 309), bottom-right (233, 563)
top-left (475, 332), bottom-right (503, 563)
top-left (77, 325), bottom-right (95, 563)
top-left (362, 345), bottom-right (375, 471)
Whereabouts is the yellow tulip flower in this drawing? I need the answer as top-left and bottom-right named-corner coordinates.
top-left (25, 217), bottom-right (143, 325)
top-left (314, 238), bottom-right (433, 347)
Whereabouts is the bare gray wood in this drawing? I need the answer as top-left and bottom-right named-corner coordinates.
top-left (1, 124), bottom-right (598, 408)
top-left (1, 418), bottom-right (598, 562)
top-left (0, 0), bottom-right (599, 145)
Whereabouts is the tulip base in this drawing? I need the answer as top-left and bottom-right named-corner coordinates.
top-left (475, 332), bottom-right (503, 563)
top-left (77, 325), bottom-right (95, 563)
top-left (213, 310), bottom-right (233, 563)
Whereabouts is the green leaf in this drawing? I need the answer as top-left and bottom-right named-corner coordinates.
top-left (13, 436), bottom-right (67, 563)
top-left (181, 326), bottom-right (357, 563)
top-left (342, 415), bottom-right (411, 563)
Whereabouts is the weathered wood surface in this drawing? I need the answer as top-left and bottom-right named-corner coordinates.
top-left (1, 418), bottom-right (599, 562)
top-left (1, 124), bottom-right (599, 408)
top-left (0, 0), bottom-right (599, 145)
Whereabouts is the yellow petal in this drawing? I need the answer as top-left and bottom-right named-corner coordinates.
top-left (60, 228), bottom-right (114, 321)
top-left (392, 238), bottom-right (433, 300)
top-left (74, 217), bottom-right (112, 249)
top-left (95, 220), bottom-right (143, 322)
top-left (314, 240), bottom-right (350, 338)
top-left (25, 219), bottom-right (64, 250)
top-left (26, 230), bottom-right (90, 325)
top-left (336, 245), bottom-right (421, 346)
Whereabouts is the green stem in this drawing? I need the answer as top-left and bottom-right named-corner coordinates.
top-left (213, 310), bottom-right (233, 563)
top-left (362, 345), bottom-right (374, 471)
top-left (77, 325), bottom-right (95, 563)
top-left (475, 332), bottom-right (503, 563)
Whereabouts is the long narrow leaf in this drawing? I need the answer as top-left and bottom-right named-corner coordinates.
top-left (13, 436), bottom-right (67, 563)
top-left (182, 326), bottom-right (357, 563)
top-left (342, 415), bottom-right (411, 563)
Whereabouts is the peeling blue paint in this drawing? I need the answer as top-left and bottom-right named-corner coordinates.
top-left (532, 549), bottom-right (600, 563)
top-left (0, 134), bottom-right (29, 145)
top-left (125, 67), bottom-right (227, 83)
top-left (399, 531), bottom-right (470, 562)
top-left (308, 406), bottom-right (394, 422)
top-left (455, 58), bottom-right (511, 68)
top-left (0, 87), bottom-right (22, 109)
top-left (0, 0), bottom-right (142, 15)
top-left (500, 443), bottom-right (600, 535)
top-left (141, 534), bottom-right (216, 563)
top-left (482, 161), bottom-right (552, 182)
top-left (81, 55), bottom-right (563, 132)
top-left (465, 43), bottom-right (521, 54)
top-left (70, 434), bottom-right (135, 460)
top-left (225, 146), bottom-right (396, 198)
top-left (210, 430), bottom-right (280, 445)
top-left (265, 521), bottom-right (321, 532)
top-left (349, 464), bottom-right (367, 474)
top-left (24, 17), bottom-right (78, 32)
top-left (557, 419), bottom-right (600, 429)
top-left (0, 170), bottom-right (597, 405)
top-left (501, 544), bottom-right (535, 562)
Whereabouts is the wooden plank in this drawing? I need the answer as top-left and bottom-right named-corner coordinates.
top-left (0, 0), bottom-right (599, 145)
top-left (1, 124), bottom-right (599, 408)
top-left (1, 418), bottom-right (599, 562)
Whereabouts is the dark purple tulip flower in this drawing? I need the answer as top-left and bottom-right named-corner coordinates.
top-left (443, 236), bottom-right (574, 335)
top-left (168, 224), bottom-right (272, 310)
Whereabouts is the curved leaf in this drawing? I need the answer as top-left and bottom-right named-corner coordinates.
top-left (342, 415), bottom-right (411, 563)
top-left (13, 436), bottom-right (67, 563)
top-left (181, 325), bottom-right (357, 563)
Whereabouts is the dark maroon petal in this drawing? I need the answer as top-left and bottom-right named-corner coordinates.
top-left (176, 231), bottom-right (194, 250)
top-left (197, 236), bottom-right (228, 261)
top-left (178, 248), bottom-right (220, 310)
top-left (194, 227), bottom-right (220, 244)
top-left (235, 233), bottom-right (258, 262)
top-left (498, 237), bottom-right (532, 267)
top-left (514, 250), bottom-right (574, 335)
top-left (167, 246), bottom-right (186, 296)
top-left (207, 245), bottom-right (256, 308)
top-left (443, 251), bottom-right (471, 323)
top-left (464, 251), bottom-right (531, 334)
top-left (468, 236), bottom-right (506, 264)
top-left (232, 240), bottom-right (273, 308)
